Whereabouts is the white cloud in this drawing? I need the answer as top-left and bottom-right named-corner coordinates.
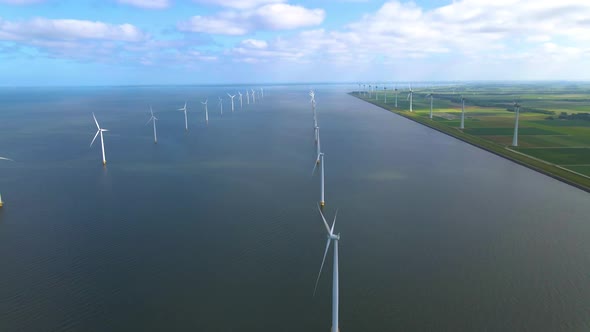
top-left (221, 0), bottom-right (590, 80)
top-left (240, 39), bottom-right (268, 49)
top-left (116, 0), bottom-right (170, 9)
top-left (192, 0), bottom-right (284, 9)
top-left (0, 17), bottom-right (147, 42)
top-left (178, 3), bottom-right (325, 35)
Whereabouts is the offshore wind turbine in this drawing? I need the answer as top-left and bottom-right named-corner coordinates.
top-left (178, 101), bottom-right (188, 131)
top-left (251, 89), bottom-right (256, 103)
top-left (218, 97), bottom-right (223, 116)
top-left (460, 96), bottom-right (466, 129)
top-left (227, 93), bottom-right (236, 112)
top-left (0, 156), bottom-right (13, 208)
top-left (312, 151), bottom-right (325, 207)
top-left (201, 99), bottom-right (209, 125)
top-left (375, 85), bottom-right (378, 101)
top-left (146, 106), bottom-right (158, 144)
top-left (407, 85), bottom-right (414, 112)
top-left (90, 113), bottom-right (109, 166)
top-left (260, 87), bottom-right (264, 99)
top-left (238, 92), bottom-right (243, 109)
top-left (394, 85), bottom-right (399, 108)
top-left (384, 86), bottom-right (387, 103)
top-left (426, 93), bottom-right (434, 119)
top-left (512, 102), bottom-right (521, 147)
top-left (314, 206), bottom-right (341, 332)
top-left (246, 90), bottom-right (250, 105)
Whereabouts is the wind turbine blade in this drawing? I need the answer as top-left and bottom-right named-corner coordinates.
top-left (92, 113), bottom-right (100, 130)
top-left (407, 94), bottom-right (410, 100)
top-left (330, 209), bottom-right (339, 234)
top-left (0, 157), bottom-right (14, 161)
top-left (318, 204), bottom-right (331, 235)
top-left (145, 117), bottom-right (153, 125)
top-left (313, 238), bottom-right (331, 296)
top-left (90, 130), bottom-right (100, 147)
top-left (312, 159), bottom-right (319, 176)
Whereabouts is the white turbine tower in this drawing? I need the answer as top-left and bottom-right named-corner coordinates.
top-left (201, 99), bottom-right (209, 125)
top-left (238, 92), bottom-right (243, 109)
top-left (146, 106), bottom-right (158, 144)
top-left (384, 86), bottom-right (387, 103)
top-left (260, 87), bottom-right (264, 99)
top-left (312, 152), bottom-right (325, 207)
top-left (394, 85), bottom-right (398, 108)
top-left (90, 113), bottom-right (109, 166)
top-left (460, 96), bottom-right (466, 129)
top-left (218, 97), bottom-right (223, 116)
top-left (178, 101), bottom-right (188, 131)
top-left (251, 89), bottom-right (256, 103)
top-left (407, 85), bottom-right (414, 112)
top-left (227, 93), bottom-right (236, 112)
top-left (0, 156), bottom-right (14, 208)
top-left (512, 102), bottom-right (521, 147)
top-left (426, 93), bottom-right (434, 119)
top-left (314, 206), bottom-right (340, 332)
top-left (246, 90), bottom-right (250, 105)
top-left (375, 85), bottom-right (378, 101)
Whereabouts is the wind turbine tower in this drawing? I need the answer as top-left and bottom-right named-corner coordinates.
top-left (426, 93), bottom-right (434, 119)
top-left (0, 156), bottom-right (14, 207)
top-left (90, 113), bottom-right (109, 166)
top-left (314, 206), bottom-right (341, 332)
top-left (512, 102), bottom-right (521, 147)
top-left (147, 106), bottom-right (158, 143)
top-left (201, 99), bottom-right (209, 125)
top-left (227, 93), bottom-right (236, 112)
top-left (460, 96), bottom-right (466, 129)
top-left (407, 85), bottom-right (414, 112)
top-left (178, 102), bottom-right (188, 131)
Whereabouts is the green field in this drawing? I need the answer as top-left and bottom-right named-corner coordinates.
top-left (352, 82), bottom-right (590, 191)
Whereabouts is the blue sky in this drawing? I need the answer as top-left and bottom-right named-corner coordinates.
top-left (1, 0), bottom-right (589, 86)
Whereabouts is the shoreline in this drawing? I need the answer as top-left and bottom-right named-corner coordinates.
top-left (350, 92), bottom-right (590, 194)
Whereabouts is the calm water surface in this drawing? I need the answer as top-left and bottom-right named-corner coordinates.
top-left (0, 85), bottom-right (589, 331)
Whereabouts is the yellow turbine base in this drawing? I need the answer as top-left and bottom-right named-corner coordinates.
top-left (320, 201), bottom-right (325, 207)
top-left (0, 202), bottom-right (3, 207)
top-left (103, 161), bottom-right (107, 166)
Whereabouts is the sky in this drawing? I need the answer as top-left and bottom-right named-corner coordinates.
top-left (1, 0), bottom-right (590, 86)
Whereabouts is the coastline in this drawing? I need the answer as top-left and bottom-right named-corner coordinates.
top-left (350, 92), bottom-right (590, 194)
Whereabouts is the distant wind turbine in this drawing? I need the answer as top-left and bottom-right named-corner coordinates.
top-left (251, 89), bottom-right (256, 103)
top-left (314, 205), bottom-right (341, 332)
top-left (384, 86), bottom-right (387, 103)
top-left (201, 99), bottom-right (209, 125)
top-left (0, 156), bottom-right (14, 208)
top-left (375, 85), bottom-right (378, 101)
top-left (90, 113), bottom-right (109, 166)
top-left (238, 92), bottom-right (243, 109)
top-left (512, 102), bottom-right (521, 147)
top-left (227, 93), bottom-right (236, 112)
top-left (460, 96), bottom-right (466, 129)
top-left (425, 93), bottom-right (434, 119)
top-left (246, 90), bottom-right (250, 105)
top-left (146, 106), bottom-right (158, 144)
top-left (260, 87), bottom-right (264, 99)
top-left (178, 101), bottom-right (188, 131)
top-left (218, 97), bottom-right (223, 116)
top-left (407, 85), bottom-right (414, 112)
top-left (394, 85), bottom-right (398, 108)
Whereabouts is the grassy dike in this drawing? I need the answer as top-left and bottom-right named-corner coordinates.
top-left (350, 92), bottom-right (590, 193)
